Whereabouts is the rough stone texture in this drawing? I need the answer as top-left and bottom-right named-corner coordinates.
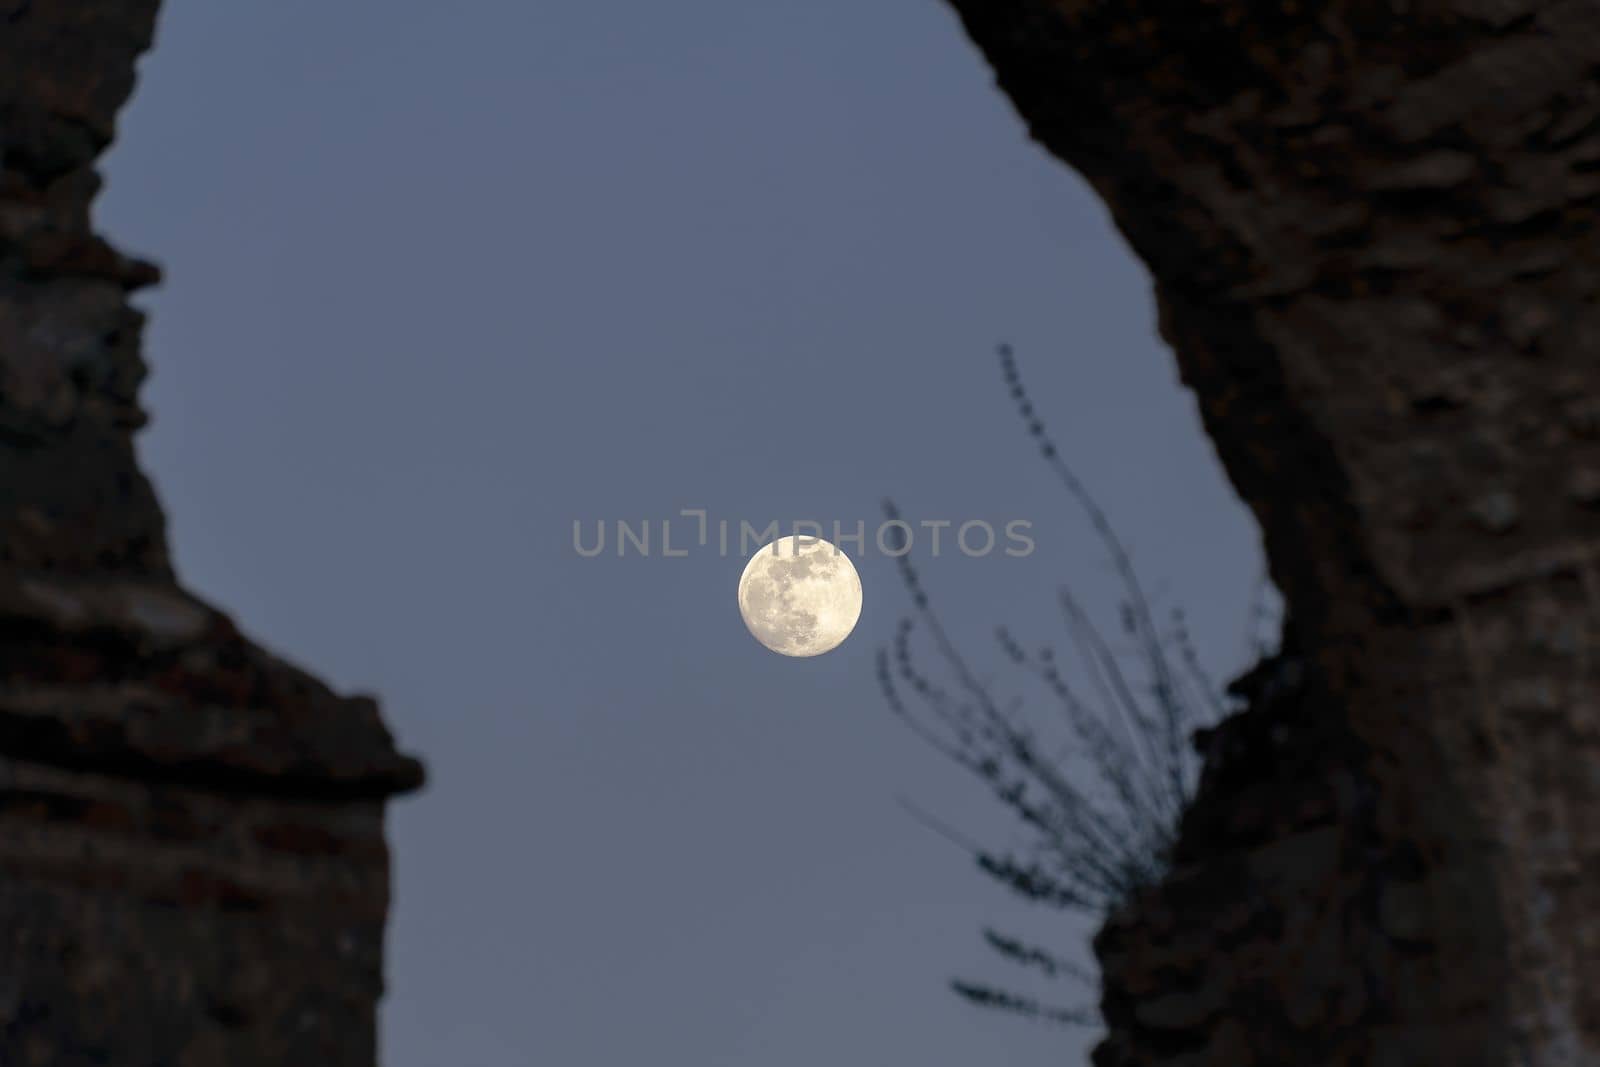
top-left (943, 2), bottom-right (1600, 1064)
top-left (1, 3), bottom-right (424, 1064)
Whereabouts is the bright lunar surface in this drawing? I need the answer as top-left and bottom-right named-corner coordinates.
top-left (737, 536), bottom-right (863, 657)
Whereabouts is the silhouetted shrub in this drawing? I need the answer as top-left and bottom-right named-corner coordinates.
top-left (878, 344), bottom-right (1276, 1025)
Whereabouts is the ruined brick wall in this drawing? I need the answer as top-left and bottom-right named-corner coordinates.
top-left (0, 3), bottom-right (423, 1063)
top-left (942, 2), bottom-right (1600, 1064)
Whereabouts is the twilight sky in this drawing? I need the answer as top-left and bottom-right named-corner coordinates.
top-left (99, 2), bottom-right (1267, 1064)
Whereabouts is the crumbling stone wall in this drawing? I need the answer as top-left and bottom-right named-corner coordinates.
top-left (944, 2), bottom-right (1600, 1063)
top-left (0, 3), bottom-right (422, 1064)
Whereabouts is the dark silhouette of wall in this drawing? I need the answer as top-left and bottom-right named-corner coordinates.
top-left (0, 4), bottom-right (422, 1063)
top-left (945, 2), bottom-right (1600, 1063)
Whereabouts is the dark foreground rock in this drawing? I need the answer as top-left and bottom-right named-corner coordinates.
top-left (1, 3), bottom-right (423, 1064)
top-left (944, 2), bottom-right (1600, 1064)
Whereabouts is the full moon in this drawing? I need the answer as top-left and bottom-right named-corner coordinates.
top-left (737, 536), bottom-right (863, 657)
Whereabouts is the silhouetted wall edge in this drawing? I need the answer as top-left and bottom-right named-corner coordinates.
top-left (944, 2), bottom-right (1600, 1063)
top-left (1, 4), bottom-right (423, 1063)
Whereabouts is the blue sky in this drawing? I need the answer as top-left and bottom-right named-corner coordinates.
top-left (101, 2), bottom-right (1266, 1063)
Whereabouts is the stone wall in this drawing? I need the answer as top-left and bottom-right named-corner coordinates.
top-left (0, 3), bottom-right (423, 1064)
top-left (942, 2), bottom-right (1600, 1063)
